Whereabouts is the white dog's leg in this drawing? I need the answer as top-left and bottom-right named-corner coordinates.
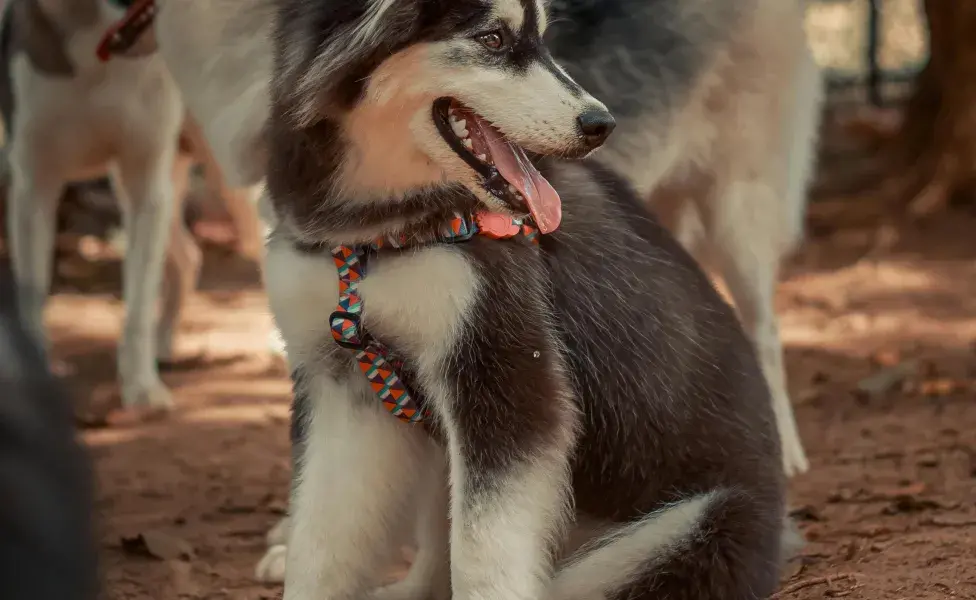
top-left (6, 167), bottom-right (64, 348)
top-left (371, 445), bottom-right (451, 600)
top-left (108, 156), bottom-right (175, 410)
top-left (283, 372), bottom-right (428, 600)
top-left (191, 114), bottom-right (266, 262)
top-left (157, 152), bottom-right (202, 364)
top-left (267, 516), bottom-right (290, 547)
top-left (214, 179), bottom-right (265, 263)
top-left (704, 180), bottom-right (809, 476)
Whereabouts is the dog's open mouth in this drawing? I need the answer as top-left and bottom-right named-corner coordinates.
top-left (96, 0), bottom-right (157, 62)
top-left (432, 98), bottom-right (561, 234)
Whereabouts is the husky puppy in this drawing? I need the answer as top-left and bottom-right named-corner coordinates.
top-left (125, 0), bottom-right (818, 477)
top-left (257, 0), bottom-right (788, 598)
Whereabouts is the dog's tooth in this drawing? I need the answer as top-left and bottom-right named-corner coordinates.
top-left (476, 154), bottom-right (488, 162)
top-left (450, 119), bottom-right (468, 138)
top-left (507, 184), bottom-right (517, 194)
top-left (463, 139), bottom-right (473, 149)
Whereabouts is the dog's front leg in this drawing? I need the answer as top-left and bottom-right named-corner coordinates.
top-left (109, 153), bottom-right (177, 410)
top-left (428, 289), bottom-right (579, 600)
top-left (5, 164), bottom-right (65, 347)
top-left (284, 369), bottom-right (431, 600)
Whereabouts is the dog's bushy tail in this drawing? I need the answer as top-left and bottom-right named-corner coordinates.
top-left (0, 264), bottom-right (98, 600)
top-left (549, 490), bottom-right (788, 600)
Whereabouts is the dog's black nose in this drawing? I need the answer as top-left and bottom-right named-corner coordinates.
top-left (577, 109), bottom-right (616, 149)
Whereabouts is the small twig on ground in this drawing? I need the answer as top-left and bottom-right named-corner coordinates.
top-left (772, 573), bottom-right (859, 599)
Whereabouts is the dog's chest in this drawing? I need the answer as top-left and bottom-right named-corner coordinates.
top-left (356, 247), bottom-right (481, 359)
top-left (9, 51), bottom-right (181, 175)
top-left (266, 239), bottom-right (481, 375)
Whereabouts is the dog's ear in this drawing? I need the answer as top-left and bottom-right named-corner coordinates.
top-left (274, 0), bottom-right (420, 125)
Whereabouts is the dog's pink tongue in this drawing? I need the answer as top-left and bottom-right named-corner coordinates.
top-left (477, 118), bottom-right (561, 234)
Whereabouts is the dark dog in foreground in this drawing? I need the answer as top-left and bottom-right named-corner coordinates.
top-left (0, 265), bottom-right (96, 600)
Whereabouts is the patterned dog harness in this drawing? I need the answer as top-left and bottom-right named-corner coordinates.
top-left (329, 213), bottom-right (539, 424)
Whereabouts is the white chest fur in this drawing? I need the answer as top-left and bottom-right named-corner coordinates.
top-left (264, 235), bottom-right (482, 379)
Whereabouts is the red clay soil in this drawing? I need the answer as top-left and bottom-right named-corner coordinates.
top-left (22, 189), bottom-right (976, 599)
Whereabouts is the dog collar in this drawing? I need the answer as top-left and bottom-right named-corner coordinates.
top-left (329, 212), bottom-right (539, 424)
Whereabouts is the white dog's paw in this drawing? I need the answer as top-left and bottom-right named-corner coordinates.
top-left (121, 378), bottom-right (175, 411)
top-left (266, 516), bottom-right (290, 547)
top-left (268, 328), bottom-right (288, 358)
top-left (782, 437), bottom-right (809, 477)
top-left (255, 544), bottom-right (287, 583)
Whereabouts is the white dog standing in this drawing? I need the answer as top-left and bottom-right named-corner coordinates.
top-left (1, 0), bottom-right (184, 410)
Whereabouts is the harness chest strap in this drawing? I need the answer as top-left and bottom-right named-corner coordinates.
top-left (328, 213), bottom-right (539, 424)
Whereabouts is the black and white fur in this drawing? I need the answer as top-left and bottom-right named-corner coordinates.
top-left (148, 0), bottom-right (818, 479)
top-left (262, 0), bottom-right (788, 599)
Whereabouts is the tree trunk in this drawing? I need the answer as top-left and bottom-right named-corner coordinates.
top-left (883, 0), bottom-right (976, 216)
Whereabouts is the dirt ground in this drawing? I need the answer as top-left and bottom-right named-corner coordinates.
top-left (15, 145), bottom-right (976, 599)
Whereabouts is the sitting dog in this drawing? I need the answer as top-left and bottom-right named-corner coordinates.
top-left (118, 0), bottom-right (819, 479)
top-left (0, 0), bottom-right (266, 411)
top-left (254, 1), bottom-right (790, 600)
top-left (95, 0), bottom-right (818, 584)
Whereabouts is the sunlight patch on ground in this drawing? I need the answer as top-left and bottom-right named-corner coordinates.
top-left (779, 258), bottom-right (976, 355)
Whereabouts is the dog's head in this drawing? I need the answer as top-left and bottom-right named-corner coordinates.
top-left (274, 0), bottom-right (615, 233)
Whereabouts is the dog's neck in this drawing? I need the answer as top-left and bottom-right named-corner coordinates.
top-left (266, 116), bottom-right (482, 247)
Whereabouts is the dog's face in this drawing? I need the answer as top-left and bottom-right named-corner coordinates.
top-left (276, 0), bottom-right (615, 232)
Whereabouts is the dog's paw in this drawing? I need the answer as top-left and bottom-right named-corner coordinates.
top-left (266, 516), bottom-right (290, 547)
top-left (255, 544), bottom-right (287, 583)
top-left (268, 328), bottom-right (288, 358)
top-left (782, 439), bottom-right (809, 477)
top-left (121, 379), bottom-right (175, 411)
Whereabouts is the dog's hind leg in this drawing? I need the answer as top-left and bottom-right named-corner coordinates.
top-left (550, 491), bottom-right (784, 600)
top-left (191, 116), bottom-right (267, 263)
top-left (108, 154), bottom-right (175, 410)
top-left (696, 179), bottom-right (808, 476)
top-left (5, 162), bottom-right (64, 348)
top-left (221, 184), bottom-right (264, 261)
top-left (157, 151), bottom-right (202, 365)
top-left (283, 371), bottom-right (432, 600)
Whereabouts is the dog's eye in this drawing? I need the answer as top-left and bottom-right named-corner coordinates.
top-left (475, 30), bottom-right (506, 51)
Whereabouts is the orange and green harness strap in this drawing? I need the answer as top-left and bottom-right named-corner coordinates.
top-left (328, 213), bottom-right (539, 424)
